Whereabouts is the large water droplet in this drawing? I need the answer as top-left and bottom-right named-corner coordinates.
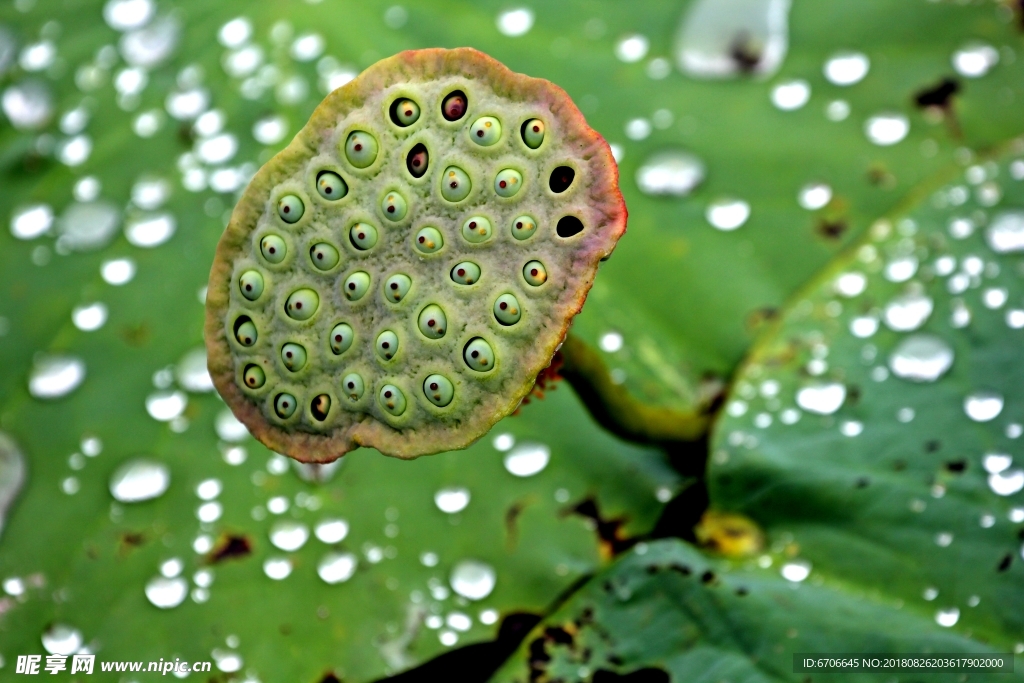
top-left (888, 334), bottom-right (954, 382)
top-left (964, 391), bottom-right (1003, 422)
top-left (120, 15), bottom-right (179, 68)
top-left (57, 201), bottom-right (121, 252)
top-left (635, 150), bottom-right (705, 197)
top-left (0, 433), bottom-right (27, 541)
top-left (196, 133), bottom-right (237, 165)
top-left (218, 17), bottom-right (252, 48)
top-left (935, 607), bottom-right (959, 627)
top-left (10, 204), bottom-right (53, 240)
top-left (795, 382), bottom-right (845, 415)
top-left (318, 552), bottom-right (357, 584)
top-left (798, 183), bottom-right (832, 210)
top-left (145, 575), bottom-right (187, 608)
top-left (215, 408), bottom-right (249, 442)
top-left (865, 113), bottom-right (909, 146)
top-left (125, 212), bottom-right (175, 248)
top-left (823, 51), bottom-right (869, 86)
top-left (770, 79), bottom-right (809, 110)
top-left (41, 623), bottom-right (83, 655)
top-left (883, 292), bottom-right (933, 332)
top-left (450, 559), bottom-right (496, 600)
top-left (496, 8), bottom-right (534, 37)
top-left (253, 115), bottom-right (287, 145)
top-left (72, 302), bottom-right (108, 332)
top-left (269, 520), bottom-right (309, 551)
top-left (983, 453), bottom-right (1012, 474)
top-left (706, 198), bottom-right (750, 230)
top-left (28, 355), bottom-right (85, 399)
top-left (101, 257), bottom-right (136, 285)
top-left (146, 390), bottom-right (187, 421)
top-left (315, 518), bottom-right (349, 544)
top-left (503, 443), bottom-right (550, 477)
top-left (985, 211), bottom-right (1024, 253)
top-left (2, 80), bottom-right (53, 130)
top-left (951, 42), bottom-right (998, 79)
top-left (109, 458), bottom-right (170, 502)
top-left (263, 556), bottom-right (292, 580)
top-left (674, 0), bottom-right (791, 79)
top-left (104, 0), bottom-right (155, 31)
top-left (989, 469), bottom-right (1024, 496)
top-left (434, 487), bottom-right (471, 514)
top-left (781, 560), bottom-right (810, 582)
top-left (175, 347), bottom-right (212, 392)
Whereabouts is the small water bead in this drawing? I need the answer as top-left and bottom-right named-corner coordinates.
top-left (889, 335), bottom-right (954, 382)
top-left (952, 42), bottom-right (998, 78)
top-left (441, 166), bottom-right (472, 202)
top-left (464, 338), bottom-right (495, 372)
top-left (523, 261), bottom-right (547, 286)
top-left (462, 216), bottom-right (493, 243)
top-left (865, 113), bottom-right (909, 146)
top-left (493, 294), bottom-right (522, 326)
top-left (407, 143), bottom-right (428, 178)
top-left (345, 131), bottom-right (378, 168)
top-left (798, 183), bottom-right (832, 210)
top-left (243, 364), bottom-right (266, 389)
top-left (109, 458), bottom-right (171, 502)
top-left (706, 198), bottom-right (750, 230)
top-left (771, 79), bottom-right (810, 111)
top-left (41, 623), bottom-right (84, 655)
top-left (494, 169), bottom-right (523, 197)
top-left (796, 382), bottom-right (846, 415)
top-left (281, 343), bottom-right (307, 372)
top-left (145, 575), bottom-right (188, 609)
top-left (435, 486), bottom-right (470, 513)
top-left (450, 560), bottom-right (496, 600)
top-left (415, 227), bottom-right (444, 253)
top-left (285, 288), bottom-right (319, 320)
top-left (470, 116), bottom-right (501, 146)
top-left (309, 242), bottom-right (340, 270)
top-left (964, 391), bottom-right (1003, 422)
top-left (270, 520), bottom-right (310, 552)
top-left (985, 211), bottom-right (1024, 253)
top-left (342, 373), bottom-right (364, 401)
top-left (883, 292), bottom-right (933, 331)
top-left (379, 384), bottom-right (407, 415)
top-left (318, 552), bottom-right (358, 584)
top-left (261, 235), bottom-right (287, 263)
top-left (451, 262), bottom-right (481, 285)
top-left (344, 271), bottom-right (371, 301)
top-left (511, 215), bottom-right (536, 240)
top-left (418, 304), bottom-right (448, 339)
top-left (234, 317), bottom-right (257, 346)
top-left (315, 518), bottom-right (349, 543)
top-left (329, 323), bottom-right (354, 354)
top-left (384, 273), bottom-right (412, 302)
top-left (521, 119), bottom-right (545, 149)
top-left (635, 151), bottom-right (705, 197)
top-left (823, 51), bottom-right (870, 86)
top-left (275, 393), bottom-right (297, 418)
top-left (315, 171), bottom-right (347, 200)
top-left (376, 330), bottom-right (399, 360)
top-left (442, 90), bottom-right (467, 121)
top-left (556, 215), bottom-right (584, 238)
top-left (263, 557), bottom-right (292, 580)
top-left (382, 191), bottom-right (408, 221)
top-left (277, 195), bottom-right (304, 224)
top-left (311, 394), bottom-right (331, 421)
top-left (549, 166), bottom-right (575, 194)
top-left (390, 98), bottom-right (420, 126)
top-left (423, 374), bottom-right (455, 407)
top-left (238, 270), bottom-right (265, 300)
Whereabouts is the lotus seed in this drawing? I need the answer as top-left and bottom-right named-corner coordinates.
top-left (423, 374), bottom-right (454, 407)
top-left (441, 90), bottom-right (467, 121)
top-left (523, 260), bottom-right (547, 286)
top-left (493, 293), bottom-right (522, 326)
top-left (384, 273), bottom-right (412, 303)
top-left (260, 235), bottom-right (287, 264)
top-left (243, 364), bottom-right (266, 388)
top-left (556, 215), bottom-right (584, 238)
top-left (350, 222), bottom-right (378, 250)
top-left (382, 191), bottom-right (408, 221)
top-left (407, 143), bottom-right (428, 178)
top-left (238, 270), bottom-right (265, 300)
top-left (379, 384), bottom-right (407, 416)
top-left (441, 166), bottom-right (471, 202)
top-left (309, 242), bottom-right (340, 270)
top-left (344, 271), bottom-right (371, 301)
top-left (277, 194), bottom-right (305, 223)
top-left (451, 261), bottom-right (481, 285)
top-left (511, 215), bottom-right (537, 241)
top-left (417, 304), bottom-right (448, 339)
top-left (329, 323), bottom-right (354, 355)
top-left (345, 130), bottom-right (379, 168)
top-left (522, 118), bottom-right (545, 149)
top-left (391, 98), bottom-right (421, 126)
top-left (316, 171), bottom-right (348, 200)
top-left (342, 372), bottom-right (365, 401)
top-left (234, 318), bottom-right (257, 346)
top-left (311, 394), bottom-right (331, 421)
top-left (494, 169), bottom-right (523, 198)
top-left (549, 166), bottom-right (575, 193)
top-left (376, 330), bottom-right (399, 361)
top-left (414, 227), bottom-right (444, 254)
top-left (463, 338), bottom-right (495, 372)
top-left (281, 342), bottom-right (308, 372)
top-left (275, 393), bottom-right (297, 418)
top-left (461, 215), bottom-right (493, 243)
top-left (470, 116), bottom-right (501, 146)
top-left (285, 288), bottom-right (320, 321)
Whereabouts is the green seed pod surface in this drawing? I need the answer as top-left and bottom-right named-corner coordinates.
top-left (206, 48), bottom-right (626, 461)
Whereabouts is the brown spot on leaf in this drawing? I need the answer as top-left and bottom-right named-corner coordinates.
top-left (208, 534), bottom-right (253, 563)
top-left (562, 496), bottom-right (635, 558)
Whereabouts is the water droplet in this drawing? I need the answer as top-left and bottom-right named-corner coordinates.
top-left (146, 390), bottom-right (186, 421)
top-left (990, 469), bottom-right (1024, 496)
top-left (446, 611), bottom-right (472, 632)
top-left (781, 560), bottom-right (810, 582)
top-left (125, 212), bottom-right (175, 248)
top-left (888, 334), bottom-right (953, 382)
top-left (101, 257), bottom-right (136, 285)
top-left (174, 348), bottom-right (212, 392)
top-left (825, 99), bottom-right (850, 122)
top-left (315, 518), bottom-right (349, 544)
top-left (795, 382), bottom-right (845, 415)
top-left (195, 478), bottom-right (221, 500)
top-left (450, 559), bottom-right (496, 600)
top-left (318, 552), bottom-right (357, 584)
top-left (212, 649), bottom-right (243, 673)
top-left (269, 520), bottom-right (309, 551)
top-left (58, 201), bottom-right (120, 252)
top-left (985, 211), bottom-right (1024, 253)
top-left (109, 458), bottom-right (170, 502)
top-left (503, 443), bottom-right (550, 477)
top-left (72, 303), bottom-right (108, 332)
top-left (798, 183), bottom-right (831, 210)
top-left (290, 32), bottom-right (324, 61)
top-left (883, 292), bottom-right (933, 332)
top-left (160, 557), bottom-right (183, 578)
top-left (983, 453), bottom-right (1012, 474)
top-left (120, 15), bottom-right (179, 68)
top-left (434, 487), bottom-right (470, 514)
top-left (215, 408), bottom-right (249, 442)
top-left (144, 575), bottom-right (187, 609)
top-left (834, 272), bottom-right (866, 297)
top-left (840, 420), bottom-right (863, 437)
top-left (104, 0), bottom-right (155, 31)
top-left (706, 198), bottom-right (750, 231)
top-left (218, 17), bottom-right (252, 48)
top-left (165, 87), bottom-right (209, 120)
top-left (770, 79), bottom-right (810, 110)
top-left (952, 42), bottom-right (998, 78)
top-left (253, 114), bottom-right (287, 145)
top-left (28, 355), bottom-right (85, 399)
top-left (823, 51), bottom-right (869, 86)
top-left (635, 150), bottom-right (705, 197)
top-left (884, 255), bottom-right (918, 283)
top-left (196, 133), bottom-right (237, 165)
top-left (599, 331), bottom-right (624, 353)
top-left (197, 501), bottom-right (221, 523)
top-left (615, 34), bottom-right (649, 63)
top-left (674, 0), bottom-right (791, 79)
top-left (964, 391), bottom-right (1003, 422)
top-left (19, 41), bottom-right (55, 72)
top-left (10, 204), bottom-right (53, 240)
top-left (41, 623), bottom-right (83, 655)
top-left (935, 607), bottom-right (959, 627)
top-left (492, 433), bottom-right (515, 452)
top-left (496, 8), bottom-right (533, 37)
top-left (865, 113), bottom-right (909, 146)
top-left (263, 557), bottom-right (291, 580)
top-left (624, 117), bottom-right (651, 140)
top-left (58, 137), bottom-right (93, 167)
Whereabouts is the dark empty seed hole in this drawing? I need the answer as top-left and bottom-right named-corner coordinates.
top-left (549, 166), bottom-right (575, 193)
top-left (406, 143), bottom-right (428, 178)
top-left (311, 394), bottom-right (330, 421)
top-left (556, 215), bottom-right (585, 238)
top-left (442, 90), bottom-right (467, 121)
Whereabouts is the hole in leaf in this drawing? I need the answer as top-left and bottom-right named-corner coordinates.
top-left (556, 215), bottom-right (584, 238)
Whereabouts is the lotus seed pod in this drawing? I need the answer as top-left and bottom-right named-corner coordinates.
top-left (239, 270), bottom-right (265, 300)
top-left (309, 242), bottom-right (340, 270)
top-left (260, 235), bottom-right (287, 264)
top-left (423, 374), bottom-right (454, 407)
top-left (281, 343), bottom-right (308, 372)
top-left (206, 48), bottom-right (625, 461)
top-left (493, 293), bottom-right (522, 326)
top-left (414, 227), bottom-right (443, 254)
top-left (316, 171), bottom-right (348, 200)
top-left (345, 131), bottom-right (378, 168)
top-left (522, 118), bottom-right (545, 149)
top-left (350, 222), bottom-right (378, 250)
top-left (277, 194), bottom-right (305, 223)
top-left (418, 304), bottom-right (447, 339)
top-left (494, 169), bottom-right (523, 198)
top-left (470, 116), bottom-right (501, 146)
